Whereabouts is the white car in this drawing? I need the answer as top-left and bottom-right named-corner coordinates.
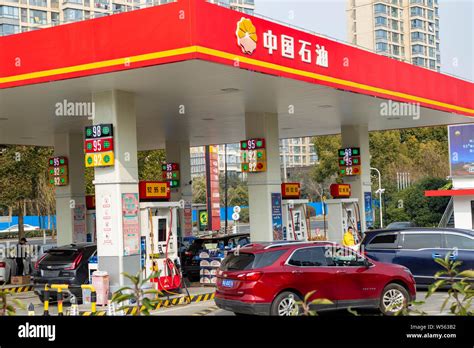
top-left (0, 224), bottom-right (40, 233)
top-left (0, 258), bottom-right (16, 284)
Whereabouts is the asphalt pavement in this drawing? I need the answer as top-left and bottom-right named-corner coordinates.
top-left (8, 289), bottom-right (461, 316)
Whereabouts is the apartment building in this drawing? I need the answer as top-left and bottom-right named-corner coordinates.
top-left (0, 0), bottom-right (253, 36)
top-left (347, 0), bottom-right (440, 71)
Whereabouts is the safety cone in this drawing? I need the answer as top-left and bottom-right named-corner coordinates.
top-left (27, 303), bottom-right (35, 316)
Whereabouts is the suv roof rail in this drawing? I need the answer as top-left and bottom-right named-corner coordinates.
top-left (263, 240), bottom-right (335, 249)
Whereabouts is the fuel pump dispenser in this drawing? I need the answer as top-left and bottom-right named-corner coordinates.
top-left (282, 199), bottom-right (309, 241)
top-left (325, 198), bottom-right (362, 245)
top-left (139, 201), bottom-right (182, 292)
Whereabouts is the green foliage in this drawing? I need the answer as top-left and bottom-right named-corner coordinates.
top-left (192, 176), bottom-right (207, 204)
top-left (0, 289), bottom-right (25, 316)
top-left (297, 290), bottom-right (333, 316)
top-left (385, 177), bottom-right (449, 227)
top-left (311, 135), bottom-right (341, 185)
top-left (426, 253), bottom-right (473, 316)
top-left (111, 271), bottom-right (162, 316)
top-left (138, 150), bottom-right (166, 181)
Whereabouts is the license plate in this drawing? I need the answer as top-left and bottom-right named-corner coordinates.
top-left (222, 279), bottom-right (234, 288)
top-left (41, 270), bottom-right (60, 277)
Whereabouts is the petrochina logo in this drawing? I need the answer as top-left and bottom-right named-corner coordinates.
top-left (236, 17), bottom-right (257, 55)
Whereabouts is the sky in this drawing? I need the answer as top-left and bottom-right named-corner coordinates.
top-left (255, 0), bottom-right (474, 81)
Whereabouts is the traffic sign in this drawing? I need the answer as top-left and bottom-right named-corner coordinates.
top-left (232, 212), bottom-right (240, 221)
top-left (233, 206), bottom-right (241, 214)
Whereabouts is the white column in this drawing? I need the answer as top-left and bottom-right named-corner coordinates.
top-left (54, 133), bottom-right (86, 246)
top-left (341, 124), bottom-right (371, 232)
top-left (165, 140), bottom-right (192, 237)
top-left (92, 90), bottom-right (140, 289)
top-left (245, 112), bottom-right (281, 242)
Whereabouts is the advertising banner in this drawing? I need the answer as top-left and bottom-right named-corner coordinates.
top-left (448, 124), bottom-right (474, 177)
top-left (271, 193), bottom-right (283, 241)
top-left (122, 193), bottom-right (140, 256)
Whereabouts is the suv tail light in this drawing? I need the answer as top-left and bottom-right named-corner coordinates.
top-left (236, 271), bottom-right (262, 281)
top-left (34, 254), bottom-right (48, 270)
top-left (65, 253), bottom-right (83, 270)
top-left (0, 262), bottom-right (5, 268)
top-left (184, 251), bottom-right (193, 257)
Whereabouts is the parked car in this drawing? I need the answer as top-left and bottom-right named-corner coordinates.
top-left (386, 221), bottom-right (416, 229)
top-left (0, 224), bottom-right (40, 233)
top-left (181, 233), bottom-right (250, 281)
top-left (33, 243), bottom-right (96, 302)
top-left (215, 241), bottom-right (416, 316)
top-left (0, 257), bottom-right (16, 284)
top-left (362, 228), bottom-right (474, 286)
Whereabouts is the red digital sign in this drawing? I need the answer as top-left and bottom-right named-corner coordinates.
top-left (84, 137), bottom-right (114, 153)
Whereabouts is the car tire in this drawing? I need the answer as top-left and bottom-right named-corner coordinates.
top-left (270, 291), bottom-right (301, 316)
top-left (379, 283), bottom-right (409, 316)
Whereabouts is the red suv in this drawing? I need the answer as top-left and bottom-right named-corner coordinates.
top-left (215, 241), bottom-right (416, 316)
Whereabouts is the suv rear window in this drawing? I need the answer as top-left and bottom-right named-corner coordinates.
top-left (43, 250), bottom-right (79, 262)
top-left (366, 233), bottom-right (399, 249)
top-left (220, 250), bottom-right (286, 271)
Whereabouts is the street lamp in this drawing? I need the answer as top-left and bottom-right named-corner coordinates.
top-left (371, 167), bottom-right (385, 228)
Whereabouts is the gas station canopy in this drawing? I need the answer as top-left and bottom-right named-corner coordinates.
top-left (0, 0), bottom-right (473, 149)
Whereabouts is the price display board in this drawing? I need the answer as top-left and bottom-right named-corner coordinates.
top-left (338, 147), bottom-right (361, 176)
top-left (281, 183), bottom-right (301, 199)
top-left (84, 124), bottom-right (115, 168)
top-left (161, 163), bottom-right (180, 188)
top-left (330, 184), bottom-right (351, 198)
top-left (240, 138), bottom-right (267, 173)
top-left (48, 156), bottom-right (69, 186)
top-left (138, 181), bottom-right (170, 201)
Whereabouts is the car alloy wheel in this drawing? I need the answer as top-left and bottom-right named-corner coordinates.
top-left (277, 294), bottom-right (299, 316)
top-left (382, 288), bottom-right (406, 313)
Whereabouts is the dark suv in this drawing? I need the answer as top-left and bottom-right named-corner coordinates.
top-left (362, 228), bottom-right (474, 285)
top-left (33, 243), bottom-right (96, 302)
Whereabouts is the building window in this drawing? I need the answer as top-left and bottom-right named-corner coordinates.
top-left (0, 6), bottom-right (19, 19)
top-left (411, 31), bottom-right (425, 43)
top-left (410, 6), bottom-right (423, 17)
top-left (64, 8), bottom-right (83, 21)
top-left (29, 0), bottom-right (47, 6)
top-left (376, 42), bottom-right (388, 52)
top-left (375, 29), bottom-right (388, 39)
top-left (411, 19), bottom-right (424, 29)
top-left (375, 16), bottom-right (387, 27)
top-left (29, 9), bottom-right (47, 24)
top-left (0, 23), bottom-right (19, 36)
top-left (374, 4), bottom-right (387, 14)
top-left (412, 44), bottom-right (424, 55)
top-left (412, 57), bottom-right (425, 67)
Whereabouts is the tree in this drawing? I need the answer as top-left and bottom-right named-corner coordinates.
top-left (192, 175), bottom-right (207, 204)
top-left (385, 177), bottom-right (449, 227)
top-left (0, 145), bottom-right (52, 240)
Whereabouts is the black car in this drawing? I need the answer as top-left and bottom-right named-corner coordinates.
top-left (361, 228), bottom-right (474, 286)
top-left (181, 233), bottom-right (250, 281)
top-left (33, 243), bottom-right (96, 302)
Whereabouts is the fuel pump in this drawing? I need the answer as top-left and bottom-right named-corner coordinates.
top-left (281, 199), bottom-right (309, 241)
top-left (139, 202), bottom-right (182, 292)
top-left (325, 198), bottom-right (362, 245)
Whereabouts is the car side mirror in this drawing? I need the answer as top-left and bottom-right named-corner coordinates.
top-left (363, 258), bottom-right (371, 268)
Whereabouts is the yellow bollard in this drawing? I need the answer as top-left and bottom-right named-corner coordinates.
top-left (51, 284), bottom-right (69, 316)
top-left (81, 284), bottom-right (97, 314)
top-left (43, 284), bottom-right (50, 316)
